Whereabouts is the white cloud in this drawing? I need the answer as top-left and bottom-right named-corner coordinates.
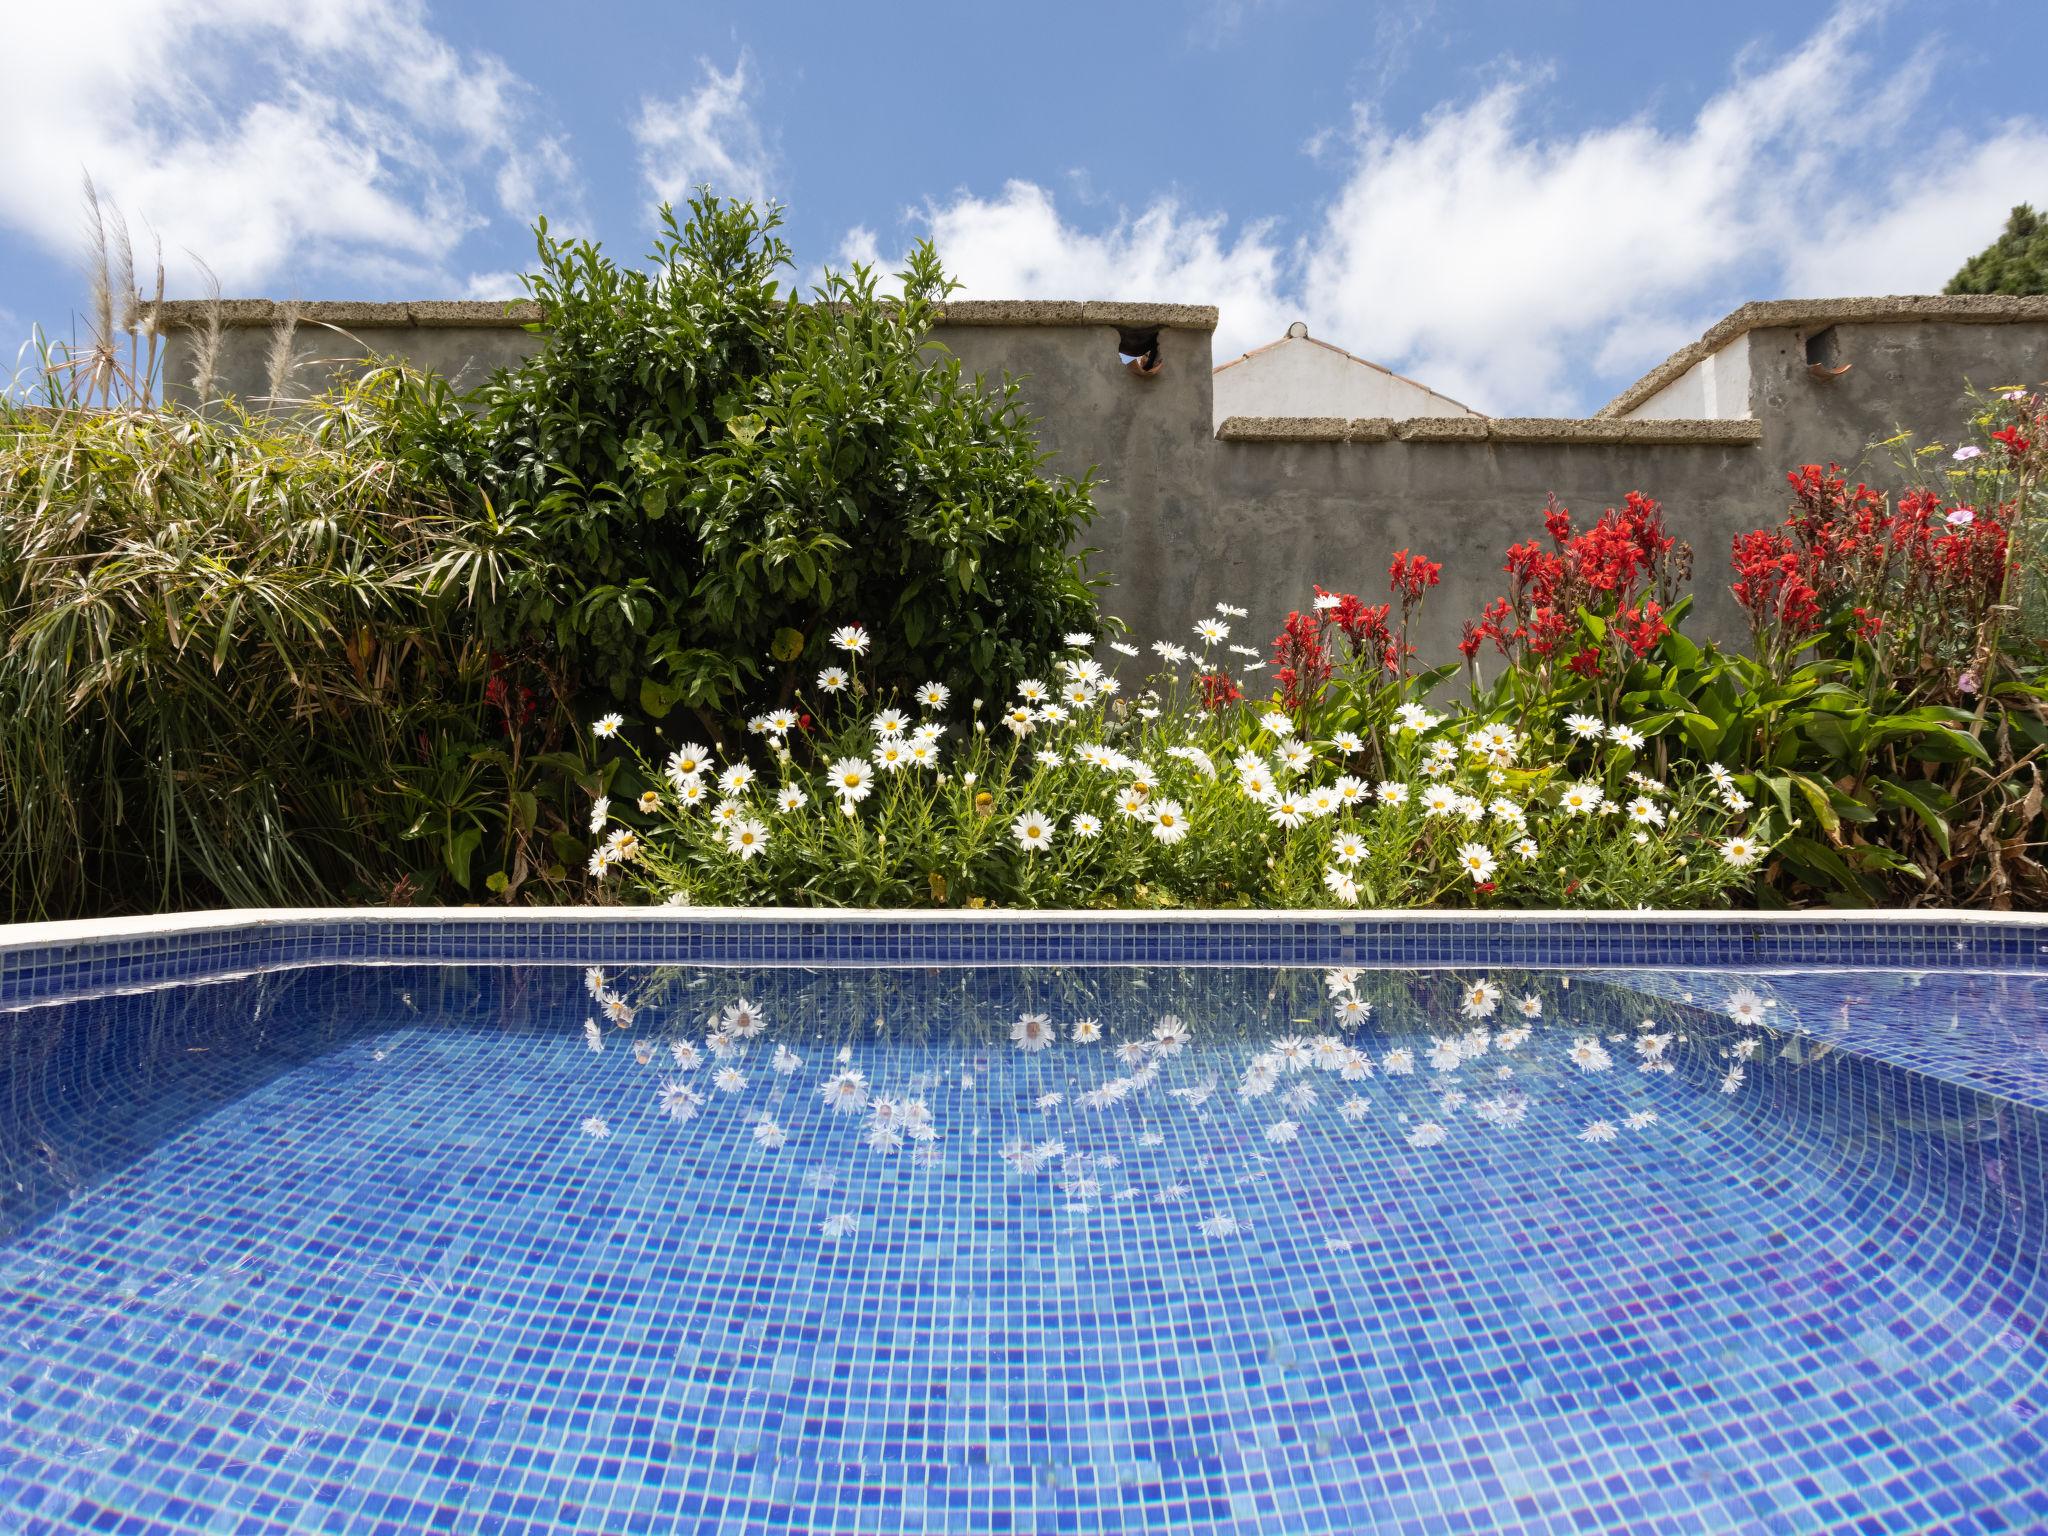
top-left (634, 55), bottom-right (775, 209)
top-left (849, 181), bottom-right (1296, 358)
top-left (854, 3), bottom-right (2047, 414)
top-left (0, 0), bottom-right (579, 295)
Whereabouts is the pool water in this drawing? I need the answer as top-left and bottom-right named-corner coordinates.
top-left (1, 962), bottom-right (2043, 1534)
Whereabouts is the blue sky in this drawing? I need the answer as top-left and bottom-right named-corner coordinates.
top-left (3, 0), bottom-right (2043, 412)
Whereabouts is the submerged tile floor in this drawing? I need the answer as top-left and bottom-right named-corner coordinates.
top-left (0, 963), bottom-right (2042, 1534)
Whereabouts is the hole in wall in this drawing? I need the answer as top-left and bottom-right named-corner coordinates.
top-left (1803, 326), bottom-right (1850, 379)
top-left (1117, 326), bottom-right (1163, 378)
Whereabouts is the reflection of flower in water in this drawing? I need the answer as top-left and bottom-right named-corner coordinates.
top-left (1382, 1049), bottom-right (1415, 1076)
top-left (670, 1040), bottom-right (702, 1071)
top-left (583, 1019), bottom-right (603, 1053)
top-left (1270, 1037), bottom-right (1312, 1073)
top-left (659, 1082), bottom-right (704, 1123)
top-left (1460, 979), bottom-right (1502, 1019)
top-left (771, 1045), bottom-right (801, 1075)
top-left (1199, 1212), bottom-right (1242, 1238)
top-left (1427, 1037), bottom-right (1463, 1072)
top-left (1012, 1013), bottom-right (1055, 1051)
top-left (1579, 1120), bottom-right (1618, 1143)
top-left (820, 1213), bottom-right (858, 1239)
top-left (722, 999), bottom-right (767, 1038)
top-left (1340, 1097), bottom-right (1371, 1122)
top-left (1624, 1110), bottom-right (1658, 1130)
top-left (1569, 1038), bottom-right (1614, 1073)
top-left (1726, 987), bottom-right (1767, 1027)
top-left (580, 1116), bottom-right (611, 1139)
top-left (1408, 1122), bottom-right (1446, 1148)
top-left (1266, 1120), bottom-right (1299, 1145)
top-left (821, 1070), bottom-right (869, 1112)
top-left (753, 1118), bottom-right (787, 1149)
top-left (713, 1067), bottom-right (747, 1093)
top-left (1036, 1092), bottom-right (1064, 1111)
top-left (1720, 1066), bottom-right (1746, 1095)
top-left (1476, 1094), bottom-right (1527, 1128)
top-left (1072, 1018), bottom-right (1102, 1044)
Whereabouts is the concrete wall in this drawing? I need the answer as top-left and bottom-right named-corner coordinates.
top-left (1213, 333), bottom-right (1477, 423)
top-left (155, 293), bottom-right (2048, 669)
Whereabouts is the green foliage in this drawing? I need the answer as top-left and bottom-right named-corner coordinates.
top-left (384, 193), bottom-right (1103, 738)
top-left (1462, 389), bottom-right (2048, 907)
top-left (597, 620), bottom-right (1756, 913)
top-left (1946, 204), bottom-right (2048, 296)
top-left (0, 379), bottom-right (577, 919)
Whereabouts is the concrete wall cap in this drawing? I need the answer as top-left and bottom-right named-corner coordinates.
top-left (1217, 415), bottom-right (1762, 445)
top-left (153, 297), bottom-right (1217, 332)
top-left (1395, 416), bottom-right (1489, 441)
top-left (1216, 415), bottom-right (1350, 441)
top-left (1598, 294), bottom-right (2048, 419)
top-left (1487, 416), bottom-right (1763, 445)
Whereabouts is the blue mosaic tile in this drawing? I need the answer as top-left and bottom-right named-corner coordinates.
top-left (0, 957), bottom-right (2042, 1533)
top-left (6, 914), bottom-right (2048, 1010)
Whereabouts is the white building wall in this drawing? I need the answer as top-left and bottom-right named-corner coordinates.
top-left (1214, 334), bottom-right (1478, 423)
top-left (1623, 333), bottom-right (1752, 419)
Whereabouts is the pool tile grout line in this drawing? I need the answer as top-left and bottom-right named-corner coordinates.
top-left (4, 908), bottom-right (2048, 1010)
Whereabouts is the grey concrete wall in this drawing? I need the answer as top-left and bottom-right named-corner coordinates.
top-left (154, 295), bottom-right (2048, 670)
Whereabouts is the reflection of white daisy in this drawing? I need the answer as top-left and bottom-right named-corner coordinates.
top-left (1516, 995), bottom-right (1541, 1019)
top-left (658, 1082), bottom-right (703, 1123)
top-left (1579, 1120), bottom-right (1618, 1143)
top-left (1011, 1013), bottom-right (1055, 1051)
top-left (1334, 995), bottom-right (1372, 1028)
top-left (821, 1213), bottom-right (859, 1239)
top-left (1381, 1048), bottom-right (1414, 1076)
top-left (1071, 1018), bottom-right (1102, 1044)
top-left (822, 1069), bottom-right (870, 1112)
top-left (580, 1115), bottom-right (612, 1139)
top-left (1198, 1212), bottom-right (1242, 1238)
top-left (713, 1067), bottom-right (747, 1093)
top-left (1266, 1120), bottom-right (1300, 1145)
top-left (771, 1044), bottom-right (801, 1075)
top-left (670, 1039), bottom-right (702, 1071)
top-left (753, 1118), bottom-right (787, 1149)
top-left (1407, 1122), bottom-right (1446, 1148)
top-left (1725, 987), bottom-right (1768, 1026)
top-left (1568, 1037), bottom-right (1613, 1072)
top-left (1460, 979), bottom-right (1502, 1019)
top-left (1151, 1017), bottom-right (1191, 1053)
top-left (583, 1018), bottom-right (604, 1052)
top-left (1270, 1036), bottom-right (1312, 1072)
top-left (1426, 1037), bottom-right (1463, 1072)
top-left (1340, 1096), bottom-right (1372, 1121)
top-left (1720, 1065), bottom-right (1746, 1094)
top-left (1624, 1110), bottom-right (1658, 1130)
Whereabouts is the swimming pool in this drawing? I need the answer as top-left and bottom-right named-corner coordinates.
top-left (1, 913), bottom-right (2044, 1534)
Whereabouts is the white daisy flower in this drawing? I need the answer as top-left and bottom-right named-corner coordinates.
top-left (1408, 1122), bottom-right (1446, 1148)
top-left (1147, 800), bottom-right (1189, 843)
top-left (1011, 812), bottom-right (1054, 852)
top-left (1456, 842), bottom-right (1497, 883)
top-left (592, 713), bottom-right (624, 738)
top-left (1578, 1120), bottom-right (1619, 1144)
top-left (718, 763), bottom-right (756, 795)
top-left (830, 624), bottom-right (870, 654)
top-left (828, 759), bottom-right (874, 802)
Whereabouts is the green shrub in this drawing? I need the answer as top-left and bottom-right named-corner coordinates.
top-left (0, 379), bottom-right (579, 919)
top-left (384, 193), bottom-right (1104, 744)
